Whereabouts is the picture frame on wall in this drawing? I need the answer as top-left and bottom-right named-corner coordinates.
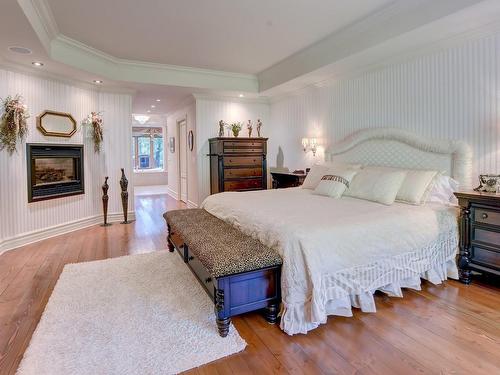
top-left (169, 137), bottom-right (175, 153)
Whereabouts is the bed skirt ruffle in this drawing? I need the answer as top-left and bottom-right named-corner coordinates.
top-left (280, 233), bottom-right (458, 335)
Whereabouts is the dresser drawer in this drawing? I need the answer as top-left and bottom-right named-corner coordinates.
top-left (224, 141), bottom-right (263, 148)
top-left (186, 246), bottom-right (215, 300)
top-left (224, 178), bottom-right (262, 191)
top-left (224, 156), bottom-right (262, 167)
top-left (471, 246), bottom-right (500, 270)
top-left (473, 227), bottom-right (500, 246)
top-left (224, 167), bottom-right (262, 179)
top-left (474, 207), bottom-right (500, 226)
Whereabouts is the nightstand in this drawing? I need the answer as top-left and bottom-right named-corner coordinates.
top-left (271, 172), bottom-right (307, 189)
top-left (454, 191), bottom-right (500, 284)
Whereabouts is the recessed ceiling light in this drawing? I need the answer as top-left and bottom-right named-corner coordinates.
top-left (147, 110), bottom-right (151, 113)
top-left (151, 105), bottom-right (156, 108)
top-left (93, 79), bottom-right (103, 84)
top-left (156, 99), bottom-right (161, 102)
top-left (239, 94), bottom-right (244, 98)
top-left (32, 61), bottom-right (44, 67)
top-left (8, 46), bottom-right (32, 55)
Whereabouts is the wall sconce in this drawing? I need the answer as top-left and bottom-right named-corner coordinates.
top-left (302, 137), bottom-right (317, 156)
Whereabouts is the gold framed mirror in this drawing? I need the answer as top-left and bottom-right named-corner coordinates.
top-left (36, 110), bottom-right (77, 138)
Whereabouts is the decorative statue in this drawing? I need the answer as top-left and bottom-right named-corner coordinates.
top-left (120, 168), bottom-right (132, 224)
top-left (247, 120), bottom-right (253, 137)
top-left (256, 119), bottom-right (263, 137)
top-left (218, 120), bottom-right (225, 137)
top-left (100, 176), bottom-right (111, 226)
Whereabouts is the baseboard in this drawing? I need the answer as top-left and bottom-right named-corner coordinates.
top-left (0, 210), bottom-right (136, 255)
top-left (187, 200), bottom-right (198, 208)
top-left (166, 187), bottom-right (179, 200)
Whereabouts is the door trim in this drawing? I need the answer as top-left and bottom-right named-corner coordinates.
top-left (177, 116), bottom-right (188, 203)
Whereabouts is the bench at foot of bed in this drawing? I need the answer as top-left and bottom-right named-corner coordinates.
top-left (164, 209), bottom-right (282, 337)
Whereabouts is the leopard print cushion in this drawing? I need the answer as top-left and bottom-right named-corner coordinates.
top-left (164, 209), bottom-right (282, 278)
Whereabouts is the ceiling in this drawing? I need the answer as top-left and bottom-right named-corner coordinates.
top-left (1, 0), bottom-right (497, 114)
top-left (47, 0), bottom-right (394, 74)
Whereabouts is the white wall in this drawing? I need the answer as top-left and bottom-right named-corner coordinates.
top-left (0, 68), bottom-right (133, 253)
top-left (166, 97), bottom-right (197, 206)
top-left (195, 97), bottom-right (270, 204)
top-left (270, 32), bottom-right (500, 181)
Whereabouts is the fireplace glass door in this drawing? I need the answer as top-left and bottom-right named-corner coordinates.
top-left (27, 144), bottom-right (84, 202)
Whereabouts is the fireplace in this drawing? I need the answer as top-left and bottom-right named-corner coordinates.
top-left (27, 144), bottom-right (84, 202)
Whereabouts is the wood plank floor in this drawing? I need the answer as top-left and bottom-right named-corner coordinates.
top-left (1, 194), bottom-right (499, 375)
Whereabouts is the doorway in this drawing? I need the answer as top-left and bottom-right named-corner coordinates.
top-left (177, 118), bottom-right (188, 203)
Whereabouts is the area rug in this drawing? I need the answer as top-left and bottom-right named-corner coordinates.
top-left (17, 251), bottom-right (246, 375)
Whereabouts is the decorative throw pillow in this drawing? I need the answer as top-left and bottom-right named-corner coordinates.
top-left (301, 164), bottom-right (330, 189)
top-left (395, 169), bottom-right (438, 205)
top-left (313, 168), bottom-right (358, 198)
top-left (344, 167), bottom-right (407, 205)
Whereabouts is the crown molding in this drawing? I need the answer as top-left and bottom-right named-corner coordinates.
top-left (18, 0), bottom-right (259, 92)
top-left (259, 0), bottom-right (490, 93)
top-left (192, 93), bottom-right (270, 105)
top-left (266, 0), bottom-right (500, 101)
top-left (16, 0), bottom-right (58, 51)
top-left (48, 34), bottom-right (259, 92)
top-left (0, 57), bottom-right (136, 95)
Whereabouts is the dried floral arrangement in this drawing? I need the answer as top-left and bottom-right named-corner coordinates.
top-left (0, 95), bottom-right (30, 154)
top-left (82, 111), bottom-right (104, 152)
top-left (228, 122), bottom-right (243, 137)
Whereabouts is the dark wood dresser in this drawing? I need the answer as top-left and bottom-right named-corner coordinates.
top-left (209, 137), bottom-right (268, 194)
top-left (454, 191), bottom-right (500, 284)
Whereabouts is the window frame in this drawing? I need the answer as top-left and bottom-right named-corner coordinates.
top-left (132, 127), bottom-right (164, 172)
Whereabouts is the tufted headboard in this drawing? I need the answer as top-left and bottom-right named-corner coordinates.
top-left (325, 128), bottom-right (473, 189)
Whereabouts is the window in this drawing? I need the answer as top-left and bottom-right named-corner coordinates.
top-left (133, 127), bottom-right (164, 171)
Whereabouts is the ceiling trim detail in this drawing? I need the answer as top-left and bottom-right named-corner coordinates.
top-left (258, 0), bottom-right (490, 92)
top-left (17, 0), bottom-right (259, 92)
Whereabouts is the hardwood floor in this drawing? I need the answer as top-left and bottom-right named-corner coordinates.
top-left (1, 194), bottom-right (499, 375)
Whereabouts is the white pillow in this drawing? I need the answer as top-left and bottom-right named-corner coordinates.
top-left (301, 164), bottom-right (330, 189)
top-left (396, 169), bottom-right (438, 205)
top-left (426, 174), bottom-right (459, 205)
top-left (345, 167), bottom-right (407, 205)
top-left (313, 168), bottom-right (358, 198)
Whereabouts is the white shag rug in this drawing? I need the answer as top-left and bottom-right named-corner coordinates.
top-left (17, 251), bottom-right (246, 375)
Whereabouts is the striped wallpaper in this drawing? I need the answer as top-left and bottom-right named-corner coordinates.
top-left (0, 69), bottom-right (133, 251)
top-left (270, 32), bottom-right (500, 181)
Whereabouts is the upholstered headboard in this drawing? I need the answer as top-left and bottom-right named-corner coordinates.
top-left (325, 128), bottom-right (473, 189)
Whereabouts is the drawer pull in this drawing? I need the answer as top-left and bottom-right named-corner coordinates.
top-left (188, 255), bottom-right (194, 261)
top-left (482, 213), bottom-right (488, 219)
top-left (205, 277), bottom-right (212, 283)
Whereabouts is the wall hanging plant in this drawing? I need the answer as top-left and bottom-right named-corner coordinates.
top-left (0, 95), bottom-right (30, 154)
top-left (82, 111), bottom-right (104, 152)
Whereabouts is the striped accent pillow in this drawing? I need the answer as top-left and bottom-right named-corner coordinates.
top-left (313, 169), bottom-right (358, 198)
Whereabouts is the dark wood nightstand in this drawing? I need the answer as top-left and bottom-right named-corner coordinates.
top-left (271, 172), bottom-right (306, 189)
top-left (454, 191), bottom-right (500, 284)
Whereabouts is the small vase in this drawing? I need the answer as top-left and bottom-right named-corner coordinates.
top-left (232, 130), bottom-right (240, 137)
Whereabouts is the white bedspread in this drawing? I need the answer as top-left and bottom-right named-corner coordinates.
top-left (201, 188), bottom-right (459, 335)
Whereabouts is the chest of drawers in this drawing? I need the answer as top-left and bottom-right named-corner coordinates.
top-left (454, 191), bottom-right (500, 284)
top-left (209, 137), bottom-right (268, 194)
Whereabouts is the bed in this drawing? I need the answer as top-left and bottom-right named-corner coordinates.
top-left (201, 128), bottom-right (473, 335)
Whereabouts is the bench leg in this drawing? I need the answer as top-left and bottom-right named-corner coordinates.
top-left (167, 224), bottom-right (175, 252)
top-left (167, 237), bottom-right (175, 252)
top-left (263, 303), bottom-right (279, 324)
top-left (216, 317), bottom-right (231, 337)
